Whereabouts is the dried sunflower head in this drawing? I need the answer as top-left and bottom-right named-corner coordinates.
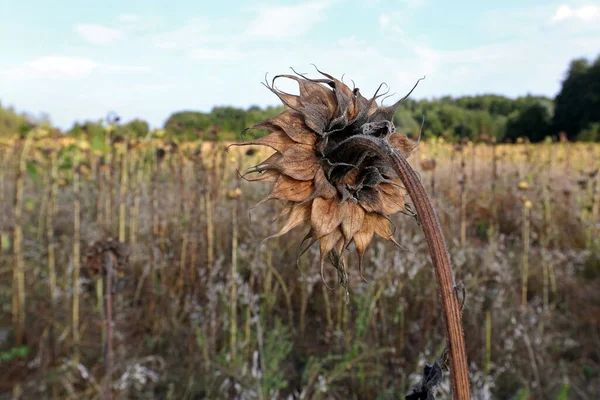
top-left (237, 68), bottom-right (421, 280)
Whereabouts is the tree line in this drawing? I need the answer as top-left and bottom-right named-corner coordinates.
top-left (1, 55), bottom-right (598, 142)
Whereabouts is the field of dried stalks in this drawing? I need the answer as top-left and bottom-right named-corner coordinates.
top-left (0, 131), bottom-right (599, 399)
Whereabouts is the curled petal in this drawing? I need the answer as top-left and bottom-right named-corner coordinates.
top-left (261, 175), bottom-right (314, 204)
top-left (250, 111), bottom-right (317, 146)
top-left (389, 133), bottom-right (416, 158)
top-left (262, 201), bottom-right (312, 244)
top-left (341, 202), bottom-right (365, 244)
top-left (229, 130), bottom-right (297, 153)
top-left (273, 147), bottom-right (320, 181)
top-left (313, 168), bottom-right (337, 199)
top-left (311, 197), bottom-right (348, 239)
top-left (319, 228), bottom-right (343, 288)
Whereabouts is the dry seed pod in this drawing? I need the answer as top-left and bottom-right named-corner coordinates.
top-left (83, 239), bottom-right (129, 278)
top-left (420, 158), bottom-right (437, 172)
top-left (235, 69), bottom-right (422, 278)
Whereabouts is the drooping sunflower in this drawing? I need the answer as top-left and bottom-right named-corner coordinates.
top-left (236, 68), bottom-right (422, 281)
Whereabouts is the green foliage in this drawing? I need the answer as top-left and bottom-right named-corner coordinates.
top-left (164, 105), bottom-right (283, 141)
top-left (505, 100), bottom-right (553, 142)
top-left (554, 55), bottom-right (600, 140)
top-left (0, 346), bottom-right (29, 362)
top-left (577, 123), bottom-right (600, 142)
top-left (557, 384), bottom-right (569, 400)
top-left (123, 118), bottom-right (150, 138)
top-left (261, 318), bottom-right (293, 396)
top-left (0, 103), bottom-right (29, 137)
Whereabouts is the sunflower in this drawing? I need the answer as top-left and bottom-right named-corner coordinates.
top-left (236, 68), bottom-right (422, 282)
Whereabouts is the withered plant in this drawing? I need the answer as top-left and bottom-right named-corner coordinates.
top-left (236, 69), bottom-right (471, 398)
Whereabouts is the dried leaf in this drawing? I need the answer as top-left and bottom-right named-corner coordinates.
top-left (319, 228), bottom-right (343, 286)
top-left (341, 202), bottom-right (365, 243)
top-left (311, 197), bottom-right (348, 239)
top-left (262, 201), bottom-right (312, 243)
top-left (230, 130), bottom-right (297, 153)
top-left (253, 111), bottom-right (317, 146)
top-left (375, 182), bottom-right (406, 215)
top-left (389, 133), bottom-right (416, 157)
top-left (274, 147), bottom-right (320, 181)
top-left (266, 175), bottom-right (313, 203)
top-left (243, 169), bottom-right (280, 182)
top-left (313, 168), bottom-right (337, 199)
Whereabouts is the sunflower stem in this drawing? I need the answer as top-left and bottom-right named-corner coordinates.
top-left (353, 136), bottom-right (471, 398)
top-left (390, 150), bottom-right (470, 399)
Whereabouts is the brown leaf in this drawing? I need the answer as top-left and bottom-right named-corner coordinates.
top-left (319, 228), bottom-right (343, 286)
top-left (311, 197), bottom-right (348, 239)
top-left (277, 74), bottom-right (337, 115)
top-left (357, 183), bottom-right (405, 216)
top-left (266, 175), bottom-right (314, 203)
top-left (353, 216), bottom-right (375, 269)
top-left (389, 133), bottom-right (416, 157)
top-left (370, 213), bottom-right (394, 240)
top-left (375, 182), bottom-right (406, 215)
top-left (243, 169), bottom-right (280, 182)
top-left (231, 130), bottom-right (297, 153)
top-left (262, 201), bottom-right (312, 243)
top-left (313, 168), bottom-right (337, 199)
top-left (274, 147), bottom-right (320, 181)
top-left (341, 202), bottom-right (365, 243)
top-left (253, 111), bottom-right (317, 146)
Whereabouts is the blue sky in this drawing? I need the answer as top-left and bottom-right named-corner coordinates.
top-left (1, 0), bottom-right (599, 129)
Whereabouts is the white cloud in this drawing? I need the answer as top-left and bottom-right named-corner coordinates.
top-left (245, 0), bottom-right (338, 40)
top-left (151, 19), bottom-right (216, 50)
top-left (0, 56), bottom-right (148, 80)
top-left (2, 56), bottom-right (98, 79)
top-left (74, 23), bottom-right (124, 45)
top-left (379, 15), bottom-right (390, 28)
top-left (550, 4), bottom-right (600, 23)
top-left (105, 65), bottom-right (150, 73)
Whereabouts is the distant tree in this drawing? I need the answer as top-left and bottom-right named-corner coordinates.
top-left (0, 103), bottom-right (29, 137)
top-left (554, 55), bottom-right (600, 140)
top-left (505, 101), bottom-right (553, 142)
top-left (123, 119), bottom-right (150, 138)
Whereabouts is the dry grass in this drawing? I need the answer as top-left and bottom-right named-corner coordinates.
top-left (0, 132), bottom-right (599, 399)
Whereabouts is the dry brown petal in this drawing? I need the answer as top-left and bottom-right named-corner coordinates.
top-left (274, 146), bottom-right (320, 181)
top-left (370, 213), bottom-right (394, 240)
top-left (311, 197), bottom-right (348, 239)
top-left (243, 169), bottom-right (280, 182)
top-left (253, 111), bottom-right (317, 146)
top-left (319, 228), bottom-right (343, 283)
top-left (341, 202), bottom-right (365, 244)
top-left (353, 216), bottom-right (375, 269)
top-left (374, 182), bottom-right (406, 215)
top-left (278, 74), bottom-right (337, 115)
top-left (231, 130), bottom-right (297, 153)
top-left (264, 175), bottom-right (314, 203)
top-left (262, 201), bottom-right (312, 243)
top-left (389, 133), bottom-right (416, 157)
top-left (313, 168), bottom-right (337, 199)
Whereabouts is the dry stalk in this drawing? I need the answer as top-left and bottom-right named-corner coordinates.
top-left (14, 136), bottom-right (33, 345)
top-left (230, 199), bottom-right (238, 364)
top-left (72, 162), bottom-right (81, 362)
top-left (356, 137), bottom-right (471, 398)
top-left (521, 198), bottom-right (531, 309)
top-left (47, 150), bottom-right (58, 361)
top-left (118, 148), bottom-right (128, 243)
top-left (104, 251), bottom-right (115, 400)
